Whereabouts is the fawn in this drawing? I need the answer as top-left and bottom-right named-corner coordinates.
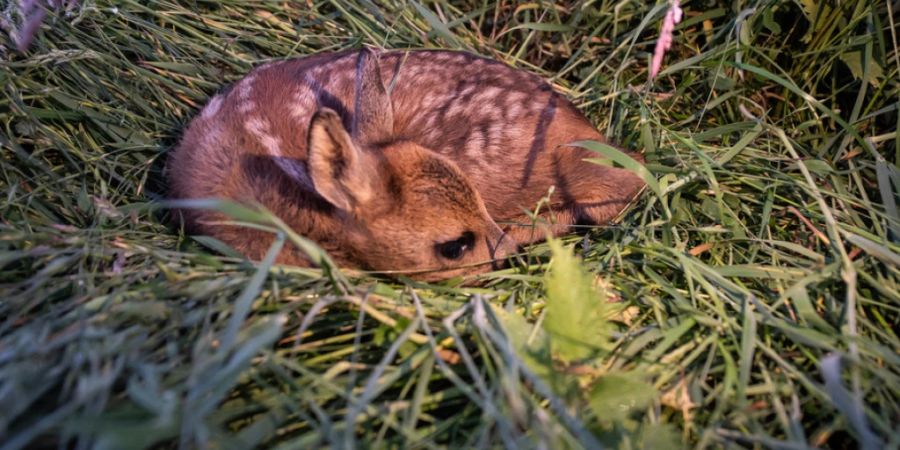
top-left (168, 49), bottom-right (644, 281)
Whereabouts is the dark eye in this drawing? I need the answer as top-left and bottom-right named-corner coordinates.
top-left (435, 231), bottom-right (476, 260)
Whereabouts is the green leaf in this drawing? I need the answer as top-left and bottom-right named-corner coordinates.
top-left (543, 238), bottom-right (613, 363)
top-left (840, 51), bottom-right (883, 86)
top-left (794, 159), bottom-right (833, 176)
top-left (164, 198), bottom-right (271, 223)
top-left (796, 0), bottom-right (818, 22)
top-left (493, 305), bottom-right (552, 380)
top-left (761, 6), bottom-right (782, 34)
top-left (737, 298), bottom-right (756, 401)
top-left (637, 423), bottom-right (684, 450)
top-left (782, 274), bottom-right (837, 332)
top-left (709, 72), bottom-right (736, 90)
top-left (717, 123), bottom-right (762, 166)
top-left (192, 235), bottom-right (246, 260)
top-left (735, 62), bottom-right (870, 155)
top-left (220, 232), bottom-right (284, 351)
top-left (410, 1), bottom-right (461, 47)
top-left (875, 157), bottom-right (900, 238)
top-left (589, 372), bottom-right (657, 422)
top-left (110, 300), bottom-right (171, 322)
top-left (844, 232), bottom-right (900, 268)
top-left (501, 23), bottom-right (575, 35)
top-left (163, 198), bottom-right (341, 277)
top-left (820, 355), bottom-right (883, 449)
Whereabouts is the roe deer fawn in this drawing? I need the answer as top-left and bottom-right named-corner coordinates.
top-left (168, 49), bottom-right (644, 281)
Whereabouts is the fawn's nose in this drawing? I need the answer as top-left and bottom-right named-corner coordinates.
top-left (487, 231), bottom-right (521, 270)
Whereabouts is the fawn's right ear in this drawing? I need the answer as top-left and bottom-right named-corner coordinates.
top-left (352, 48), bottom-right (394, 145)
top-left (308, 108), bottom-right (379, 212)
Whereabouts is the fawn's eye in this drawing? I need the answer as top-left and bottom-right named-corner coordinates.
top-left (435, 231), bottom-right (476, 260)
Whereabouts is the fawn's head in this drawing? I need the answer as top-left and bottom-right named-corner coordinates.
top-left (304, 50), bottom-right (516, 280)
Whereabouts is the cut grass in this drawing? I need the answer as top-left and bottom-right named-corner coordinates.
top-left (1, 1), bottom-right (898, 448)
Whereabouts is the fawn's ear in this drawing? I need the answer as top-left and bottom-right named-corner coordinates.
top-left (352, 48), bottom-right (394, 144)
top-left (308, 108), bottom-right (379, 212)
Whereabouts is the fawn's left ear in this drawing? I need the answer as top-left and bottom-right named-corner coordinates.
top-left (352, 48), bottom-right (394, 145)
top-left (308, 108), bottom-right (380, 212)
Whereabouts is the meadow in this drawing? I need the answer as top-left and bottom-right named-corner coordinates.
top-left (1, 1), bottom-right (898, 448)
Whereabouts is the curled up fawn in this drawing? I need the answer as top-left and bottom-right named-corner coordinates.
top-left (168, 49), bottom-right (645, 281)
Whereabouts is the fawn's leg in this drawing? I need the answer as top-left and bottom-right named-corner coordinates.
top-left (498, 209), bottom-right (576, 246)
top-left (500, 148), bottom-right (645, 247)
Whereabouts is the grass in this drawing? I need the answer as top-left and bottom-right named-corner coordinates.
top-left (1, 0), bottom-right (898, 448)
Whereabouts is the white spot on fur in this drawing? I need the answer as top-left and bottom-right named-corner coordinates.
top-left (237, 101), bottom-right (255, 113)
top-left (421, 93), bottom-right (448, 116)
top-left (465, 129), bottom-right (486, 157)
top-left (236, 73), bottom-right (256, 99)
top-left (479, 86), bottom-right (503, 102)
top-left (489, 124), bottom-right (504, 144)
top-left (201, 95), bottom-right (223, 120)
top-left (242, 116), bottom-right (314, 191)
top-left (290, 84), bottom-right (316, 120)
top-left (258, 61), bottom-right (283, 71)
top-left (244, 117), bottom-right (281, 155)
top-left (405, 66), bottom-right (423, 79)
top-left (235, 73), bottom-right (258, 113)
top-left (446, 100), bottom-right (466, 120)
top-left (505, 102), bottom-right (522, 120)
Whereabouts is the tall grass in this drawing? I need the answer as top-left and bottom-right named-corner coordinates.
top-left (1, 1), bottom-right (898, 448)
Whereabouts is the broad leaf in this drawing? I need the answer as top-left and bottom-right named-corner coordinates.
top-left (589, 372), bottom-right (657, 422)
top-left (543, 239), bottom-right (614, 363)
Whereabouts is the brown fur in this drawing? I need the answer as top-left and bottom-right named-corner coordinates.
top-left (167, 49), bottom-right (644, 280)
